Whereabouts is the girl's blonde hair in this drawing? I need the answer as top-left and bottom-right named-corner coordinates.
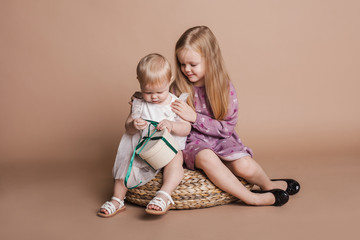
top-left (171, 26), bottom-right (230, 120)
top-left (137, 53), bottom-right (172, 87)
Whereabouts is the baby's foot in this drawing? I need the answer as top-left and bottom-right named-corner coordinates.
top-left (146, 193), bottom-right (167, 211)
top-left (100, 199), bottom-right (120, 215)
top-left (145, 190), bottom-right (174, 215)
top-left (97, 197), bottom-right (125, 217)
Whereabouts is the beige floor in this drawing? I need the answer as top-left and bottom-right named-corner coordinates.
top-left (1, 153), bottom-right (359, 240)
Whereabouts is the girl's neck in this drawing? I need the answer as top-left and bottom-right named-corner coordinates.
top-left (193, 78), bottom-right (205, 87)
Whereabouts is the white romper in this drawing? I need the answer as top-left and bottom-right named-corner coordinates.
top-left (112, 93), bottom-right (187, 188)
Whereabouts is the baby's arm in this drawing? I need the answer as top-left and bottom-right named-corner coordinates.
top-left (125, 114), bottom-right (148, 135)
top-left (157, 119), bottom-right (191, 137)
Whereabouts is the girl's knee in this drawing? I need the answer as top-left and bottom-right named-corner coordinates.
top-left (195, 149), bottom-right (219, 170)
top-left (236, 156), bottom-right (257, 177)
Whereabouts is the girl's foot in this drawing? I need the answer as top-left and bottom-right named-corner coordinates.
top-left (271, 179), bottom-right (300, 195)
top-left (97, 197), bottom-right (126, 217)
top-left (268, 179), bottom-right (288, 191)
top-left (251, 189), bottom-right (289, 206)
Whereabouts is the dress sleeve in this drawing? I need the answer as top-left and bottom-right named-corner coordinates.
top-left (131, 98), bottom-right (144, 119)
top-left (191, 84), bottom-right (239, 138)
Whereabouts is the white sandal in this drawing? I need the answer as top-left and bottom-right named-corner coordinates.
top-left (145, 190), bottom-right (174, 215)
top-left (97, 196), bottom-right (126, 218)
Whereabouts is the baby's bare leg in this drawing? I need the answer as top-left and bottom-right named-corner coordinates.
top-left (147, 152), bottom-right (184, 211)
top-left (99, 179), bottom-right (127, 215)
top-left (113, 179), bottom-right (128, 200)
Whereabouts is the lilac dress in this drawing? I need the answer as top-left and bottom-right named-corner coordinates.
top-left (183, 82), bottom-right (253, 170)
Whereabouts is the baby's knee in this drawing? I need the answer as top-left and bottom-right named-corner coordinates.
top-left (165, 152), bottom-right (184, 170)
top-left (170, 151), bottom-right (184, 165)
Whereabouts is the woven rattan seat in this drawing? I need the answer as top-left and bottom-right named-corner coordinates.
top-left (126, 169), bottom-right (253, 209)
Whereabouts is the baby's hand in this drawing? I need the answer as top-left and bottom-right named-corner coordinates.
top-left (133, 118), bottom-right (147, 130)
top-left (157, 120), bottom-right (173, 133)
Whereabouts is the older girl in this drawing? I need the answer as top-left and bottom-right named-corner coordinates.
top-left (171, 26), bottom-right (300, 206)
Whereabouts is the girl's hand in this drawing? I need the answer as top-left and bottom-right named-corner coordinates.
top-left (133, 118), bottom-right (147, 130)
top-left (171, 100), bottom-right (197, 123)
top-left (129, 91), bottom-right (143, 105)
top-left (157, 120), bottom-right (173, 132)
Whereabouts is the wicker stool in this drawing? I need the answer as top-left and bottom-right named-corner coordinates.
top-left (126, 169), bottom-right (253, 209)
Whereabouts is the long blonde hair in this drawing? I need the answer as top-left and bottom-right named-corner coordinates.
top-left (171, 26), bottom-right (230, 120)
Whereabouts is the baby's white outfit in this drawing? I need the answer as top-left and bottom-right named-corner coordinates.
top-left (112, 93), bottom-right (187, 188)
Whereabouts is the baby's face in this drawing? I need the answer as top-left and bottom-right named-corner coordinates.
top-left (140, 81), bottom-right (170, 105)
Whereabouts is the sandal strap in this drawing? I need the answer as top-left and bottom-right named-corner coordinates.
top-left (148, 197), bottom-right (167, 211)
top-left (111, 196), bottom-right (125, 206)
top-left (112, 196), bottom-right (125, 209)
top-left (156, 190), bottom-right (174, 205)
top-left (146, 191), bottom-right (174, 212)
top-left (101, 201), bottom-right (116, 214)
top-left (101, 197), bottom-right (125, 214)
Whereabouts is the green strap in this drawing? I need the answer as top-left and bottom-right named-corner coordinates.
top-left (148, 136), bottom-right (178, 154)
top-left (124, 120), bottom-right (157, 189)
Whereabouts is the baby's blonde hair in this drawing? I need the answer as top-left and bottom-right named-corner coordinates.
top-left (137, 53), bottom-right (172, 88)
top-left (171, 26), bottom-right (230, 120)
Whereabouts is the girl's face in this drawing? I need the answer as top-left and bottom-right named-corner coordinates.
top-left (177, 48), bottom-right (206, 87)
top-left (140, 80), bottom-right (170, 105)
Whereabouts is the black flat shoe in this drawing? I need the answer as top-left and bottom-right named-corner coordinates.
top-left (251, 189), bottom-right (289, 206)
top-left (271, 178), bottom-right (300, 195)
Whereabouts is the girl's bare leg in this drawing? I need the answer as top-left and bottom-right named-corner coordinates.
top-left (223, 156), bottom-right (287, 191)
top-left (99, 179), bottom-right (127, 215)
top-left (195, 149), bottom-right (276, 206)
top-left (147, 152), bottom-right (184, 211)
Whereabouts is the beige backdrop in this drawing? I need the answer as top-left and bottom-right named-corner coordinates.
top-left (1, 0), bottom-right (359, 165)
top-left (1, 1), bottom-right (359, 240)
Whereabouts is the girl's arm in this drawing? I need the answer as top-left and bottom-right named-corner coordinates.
top-left (171, 85), bottom-right (239, 138)
top-left (191, 111), bottom-right (237, 138)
